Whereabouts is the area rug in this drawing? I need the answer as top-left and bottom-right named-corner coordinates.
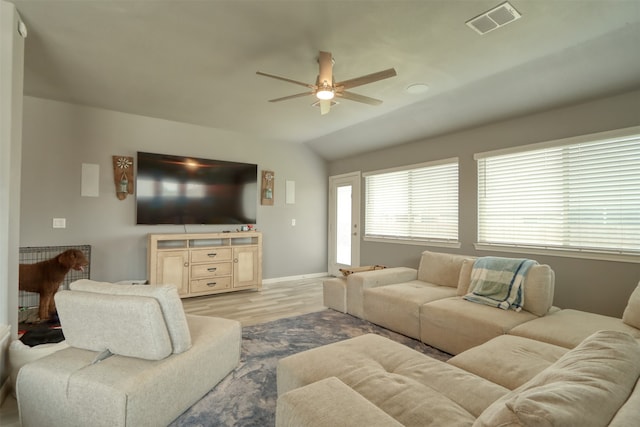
top-left (169, 309), bottom-right (450, 427)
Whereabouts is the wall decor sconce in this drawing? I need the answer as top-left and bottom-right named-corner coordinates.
top-left (112, 155), bottom-right (134, 200)
top-left (261, 170), bottom-right (274, 206)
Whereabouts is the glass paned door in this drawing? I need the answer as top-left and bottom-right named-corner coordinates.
top-left (328, 172), bottom-right (360, 276)
top-left (336, 185), bottom-right (352, 265)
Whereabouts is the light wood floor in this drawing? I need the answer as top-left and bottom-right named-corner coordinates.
top-left (0, 276), bottom-right (329, 425)
top-left (181, 275), bottom-right (329, 326)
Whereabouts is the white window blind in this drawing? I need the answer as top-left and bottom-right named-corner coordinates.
top-left (364, 159), bottom-right (459, 244)
top-left (476, 129), bottom-right (640, 258)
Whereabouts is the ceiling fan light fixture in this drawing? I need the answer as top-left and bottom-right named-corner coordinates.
top-left (316, 89), bottom-right (335, 100)
top-left (316, 81), bottom-right (335, 100)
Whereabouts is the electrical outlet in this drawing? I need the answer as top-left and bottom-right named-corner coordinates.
top-left (52, 218), bottom-right (66, 228)
top-left (291, 219), bottom-right (296, 226)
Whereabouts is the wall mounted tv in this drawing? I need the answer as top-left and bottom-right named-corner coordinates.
top-left (136, 152), bottom-right (257, 225)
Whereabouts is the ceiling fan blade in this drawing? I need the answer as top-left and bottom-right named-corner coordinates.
top-left (318, 51), bottom-right (333, 86)
top-left (335, 68), bottom-right (397, 90)
top-left (319, 99), bottom-right (331, 115)
top-left (256, 71), bottom-right (315, 89)
top-left (268, 92), bottom-right (315, 102)
top-left (336, 91), bottom-right (383, 105)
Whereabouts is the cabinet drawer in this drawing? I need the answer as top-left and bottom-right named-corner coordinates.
top-left (191, 248), bottom-right (232, 263)
top-left (190, 276), bottom-right (232, 293)
top-left (191, 262), bottom-right (232, 278)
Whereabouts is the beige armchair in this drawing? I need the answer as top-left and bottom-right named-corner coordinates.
top-left (16, 280), bottom-right (241, 427)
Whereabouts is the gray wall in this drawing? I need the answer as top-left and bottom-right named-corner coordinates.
top-left (20, 97), bottom-right (328, 282)
top-left (329, 90), bottom-right (640, 317)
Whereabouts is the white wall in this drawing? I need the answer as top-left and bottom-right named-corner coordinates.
top-left (20, 97), bottom-right (328, 282)
top-left (0, 0), bottom-right (24, 401)
top-left (329, 90), bottom-right (640, 317)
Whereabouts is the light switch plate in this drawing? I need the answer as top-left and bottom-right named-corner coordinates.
top-left (52, 218), bottom-right (66, 228)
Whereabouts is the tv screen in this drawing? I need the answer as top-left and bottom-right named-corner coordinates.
top-left (136, 152), bottom-right (257, 225)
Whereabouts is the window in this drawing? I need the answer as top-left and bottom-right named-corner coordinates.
top-left (364, 158), bottom-right (459, 245)
top-left (476, 127), bottom-right (640, 261)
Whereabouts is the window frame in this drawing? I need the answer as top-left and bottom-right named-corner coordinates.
top-left (474, 126), bottom-right (640, 263)
top-left (363, 157), bottom-right (460, 248)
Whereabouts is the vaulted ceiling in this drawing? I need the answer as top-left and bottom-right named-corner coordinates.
top-left (10, 0), bottom-right (640, 160)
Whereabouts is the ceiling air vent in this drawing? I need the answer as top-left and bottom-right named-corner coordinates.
top-left (466, 1), bottom-right (521, 35)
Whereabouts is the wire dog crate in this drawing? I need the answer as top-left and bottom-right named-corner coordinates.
top-left (19, 245), bottom-right (91, 309)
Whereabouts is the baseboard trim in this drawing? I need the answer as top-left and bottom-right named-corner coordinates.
top-left (263, 272), bottom-right (329, 285)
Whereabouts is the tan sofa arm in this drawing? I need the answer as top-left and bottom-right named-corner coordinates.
top-left (346, 267), bottom-right (417, 318)
top-left (276, 377), bottom-right (403, 427)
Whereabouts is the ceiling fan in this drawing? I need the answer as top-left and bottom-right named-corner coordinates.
top-left (256, 51), bottom-right (397, 115)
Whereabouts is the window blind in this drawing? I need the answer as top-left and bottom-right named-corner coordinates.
top-left (365, 159), bottom-right (459, 243)
top-left (477, 132), bottom-right (640, 257)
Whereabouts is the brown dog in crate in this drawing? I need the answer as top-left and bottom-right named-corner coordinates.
top-left (19, 249), bottom-right (89, 322)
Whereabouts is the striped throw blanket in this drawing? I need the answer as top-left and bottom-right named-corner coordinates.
top-left (463, 257), bottom-right (537, 311)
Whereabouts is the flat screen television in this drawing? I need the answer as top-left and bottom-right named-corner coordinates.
top-left (136, 152), bottom-right (257, 225)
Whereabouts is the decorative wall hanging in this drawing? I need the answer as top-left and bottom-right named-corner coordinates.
top-left (112, 155), bottom-right (134, 200)
top-left (261, 170), bottom-right (274, 205)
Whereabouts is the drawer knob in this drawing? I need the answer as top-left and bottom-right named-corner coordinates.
top-left (183, 262), bottom-right (189, 267)
top-left (207, 267), bottom-right (217, 272)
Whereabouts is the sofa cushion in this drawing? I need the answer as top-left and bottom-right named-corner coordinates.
top-left (420, 297), bottom-right (537, 355)
top-left (417, 251), bottom-right (471, 288)
top-left (520, 264), bottom-right (554, 316)
top-left (70, 279), bottom-right (192, 353)
top-left (364, 281), bottom-right (457, 339)
top-left (609, 376), bottom-right (640, 427)
top-left (447, 335), bottom-right (567, 390)
top-left (55, 290), bottom-right (173, 360)
top-left (346, 267), bottom-right (418, 319)
top-left (464, 262), bottom-right (554, 317)
top-left (465, 257), bottom-right (537, 311)
top-left (456, 258), bottom-right (475, 296)
top-left (278, 334), bottom-right (507, 422)
top-left (276, 377), bottom-right (404, 427)
top-left (509, 308), bottom-right (640, 348)
top-left (622, 281), bottom-right (640, 329)
top-left (474, 330), bottom-right (640, 427)
top-left (9, 339), bottom-right (69, 397)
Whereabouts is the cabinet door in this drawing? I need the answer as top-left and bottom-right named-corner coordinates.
top-left (233, 246), bottom-right (259, 288)
top-left (157, 250), bottom-right (189, 296)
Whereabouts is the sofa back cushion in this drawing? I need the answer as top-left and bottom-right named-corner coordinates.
top-left (474, 330), bottom-right (640, 427)
top-left (418, 251), bottom-right (472, 288)
top-left (70, 279), bottom-right (192, 353)
top-left (456, 258), bottom-right (475, 296)
top-left (521, 264), bottom-right (555, 317)
top-left (463, 261), bottom-right (554, 317)
top-left (622, 281), bottom-right (640, 329)
top-left (55, 290), bottom-right (173, 360)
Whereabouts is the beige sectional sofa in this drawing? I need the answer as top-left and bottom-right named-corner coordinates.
top-left (276, 331), bottom-right (640, 426)
top-left (289, 251), bottom-right (640, 426)
top-left (330, 250), bottom-right (559, 354)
